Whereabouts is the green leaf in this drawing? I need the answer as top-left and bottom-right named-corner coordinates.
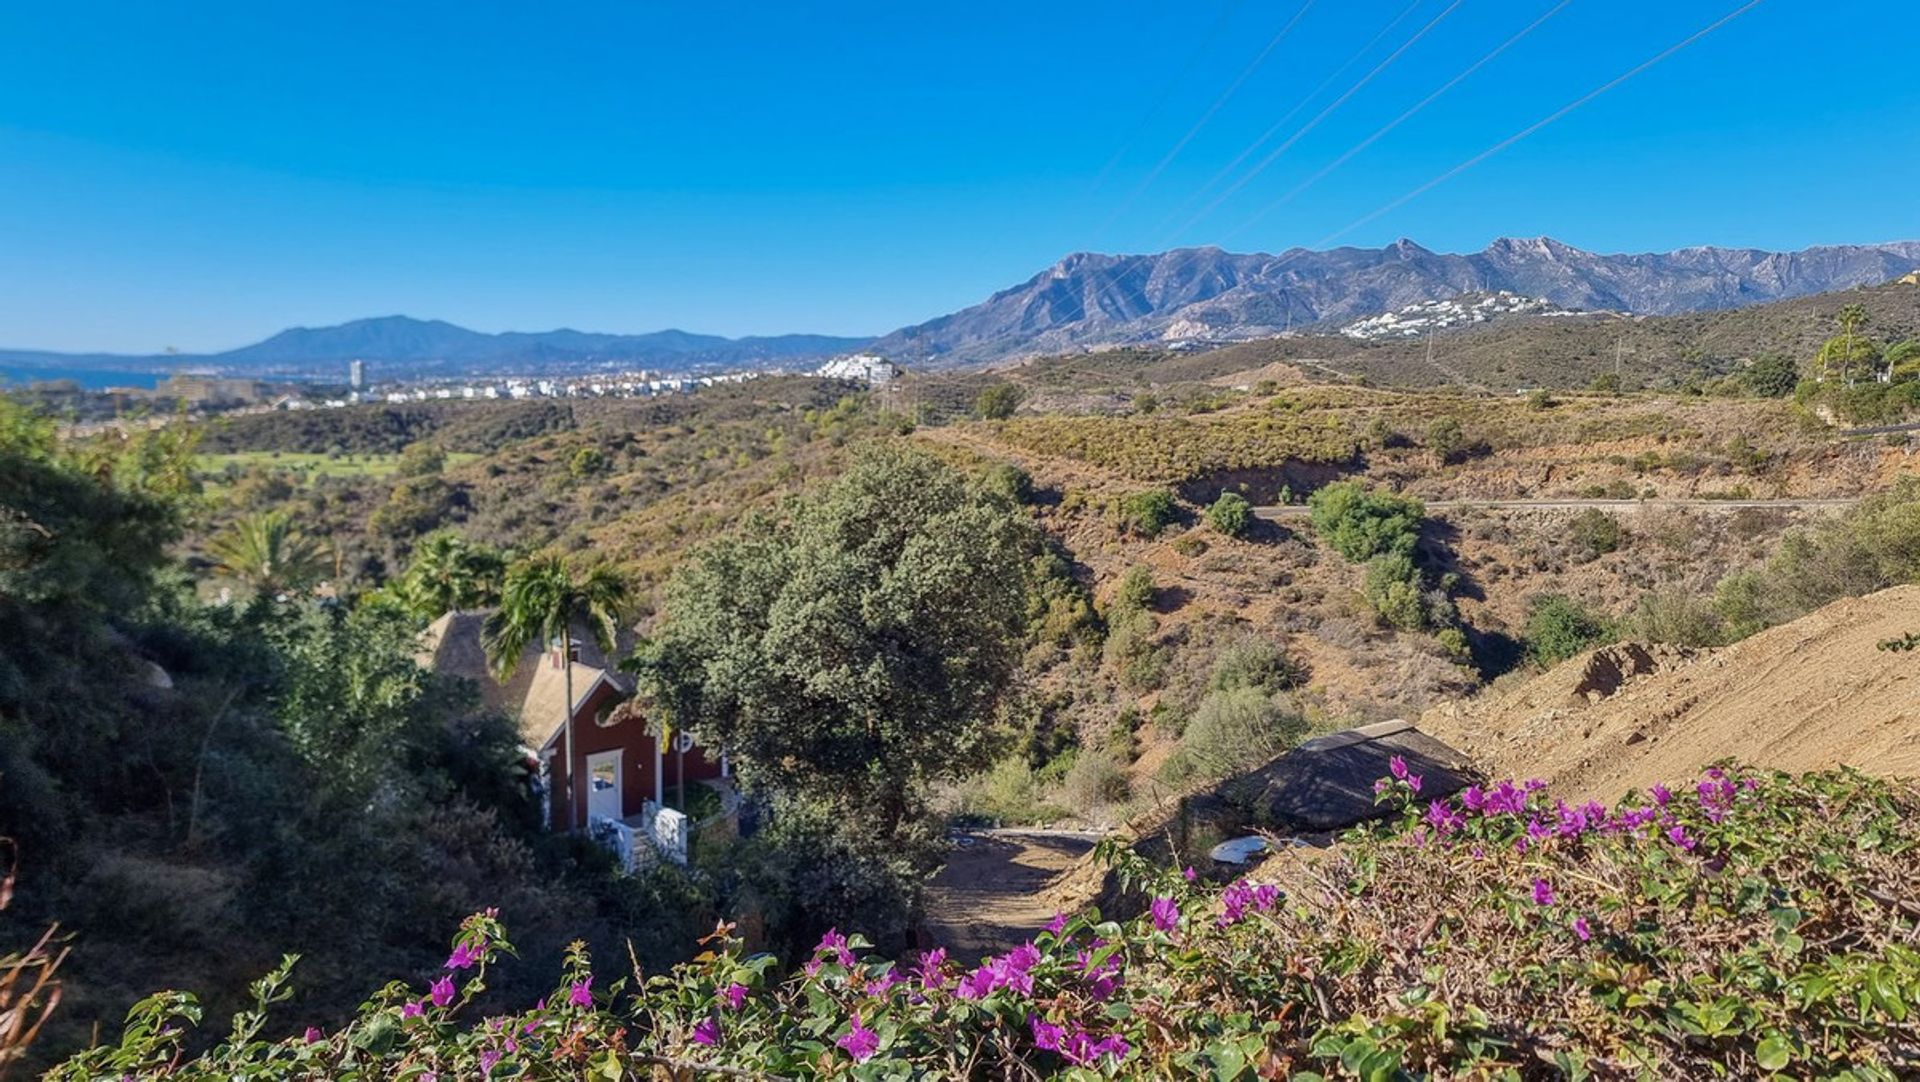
top-left (1755, 1032), bottom-right (1791, 1072)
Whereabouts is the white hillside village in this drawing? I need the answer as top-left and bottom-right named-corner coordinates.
top-left (1340, 291), bottom-right (1587, 340)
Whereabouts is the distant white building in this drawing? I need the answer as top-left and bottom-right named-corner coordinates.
top-left (349, 359), bottom-right (367, 391)
top-left (815, 353), bottom-right (900, 386)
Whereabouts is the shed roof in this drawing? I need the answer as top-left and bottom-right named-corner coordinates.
top-left (1226, 720), bottom-right (1479, 832)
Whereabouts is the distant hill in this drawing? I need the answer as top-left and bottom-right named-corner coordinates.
top-left (870, 238), bottom-right (1920, 366)
top-left (0, 316), bottom-right (873, 380)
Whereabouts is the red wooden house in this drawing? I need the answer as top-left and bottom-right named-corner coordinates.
top-left (417, 611), bottom-right (725, 833)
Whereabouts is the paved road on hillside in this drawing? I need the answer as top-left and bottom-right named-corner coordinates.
top-left (1254, 497), bottom-right (1862, 519)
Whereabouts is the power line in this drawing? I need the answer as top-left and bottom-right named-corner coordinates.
top-left (1169, 0), bottom-right (1463, 242)
top-left (1088, 0), bottom-right (1249, 194)
top-left (1223, 0), bottom-right (1574, 242)
top-left (1152, 0), bottom-right (1425, 238)
top-left (1093, 0), bottom-right (1319, 238)
top-left (1318, 0), bottom-right (1768, 246)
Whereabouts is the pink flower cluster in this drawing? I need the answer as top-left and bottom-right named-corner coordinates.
top-left (956, 941), bottom-right (1041, 999)
top-left (804, 928), bottom-right (857, 977)
top-left (1217, 879), bottom-right (1281, 926)
top-left (1030, 1015), bottom-right (1131, 1067)
top-left (1074, 939), bottom-right (1123, 1001)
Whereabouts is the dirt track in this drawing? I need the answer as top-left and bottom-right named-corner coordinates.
top-left (1256, 497), bottom-right (1861, 518)
top-left (921, 830), bottom-right (1099, 962)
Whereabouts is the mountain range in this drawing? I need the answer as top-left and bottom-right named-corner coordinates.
top-left (6, 238), bottom-right (1919, 378)
top-left (871, 238), bottom-right (1920, 366)
top-left (0, 319), bottom-right (873, 380)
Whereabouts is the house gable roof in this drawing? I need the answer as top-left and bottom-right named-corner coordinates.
top-left (417, 610), bottom-right (636, 749)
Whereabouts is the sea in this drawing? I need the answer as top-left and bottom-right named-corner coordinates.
top-left (0, 365), bottom-right (168, 391)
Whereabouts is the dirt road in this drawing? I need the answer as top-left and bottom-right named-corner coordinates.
top-left (920, 830), bottom-right (1100, 962)
top-left (1255, 497), bottom-right (1861, 519)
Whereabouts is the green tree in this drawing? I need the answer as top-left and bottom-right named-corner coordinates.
top-left (484, 555), bottom-right (631, 832)
top-left (1205, 491), bottom-right (1252, 537)
top-left (396, 440), bottom-right (447, 479)
top-left (639, 445), bottom-right (1029, 846)
top-left (1307, 481), bottom-right (1424, 563)
top-left (1744, 353), bottom-right (1800, 397)
top-left (974, 383), bottom-right (1023, 421)
top-left (206, 510), bottom-right (330, 599)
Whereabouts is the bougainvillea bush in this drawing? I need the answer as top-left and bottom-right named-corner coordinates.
top-left (50, 767), bottom-right (1920, 1079)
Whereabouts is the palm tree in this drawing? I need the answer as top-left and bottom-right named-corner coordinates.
top-left (1837, 304), bottom-right (1868, 387)
top-left (207, 510), bottom-right (329, 599)
top-left (484, 555), bottom-right (630, 832)
top-left (402, 530), bottom-right (505, 620)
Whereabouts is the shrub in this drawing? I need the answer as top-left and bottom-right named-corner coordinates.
top-left (567, 445), bottom-right (608, 478)
top-left (1206, 634), bottom-right (1307, 694)
top-left (1118, 489), bottom-right (1178, 537)
top-left (1109, 565), bottom-right (1155, 614)
top-left (1059, 751), bottom-right (1132, 812)
top-left (1524, 594), bottom-right (1614, 666)
top-left (1744, 353), bottom-right (1799, 397)
top-left (1203, 491), bottom-right (1251, 538)
top-left (1178, 687), bottom-right (1307, 778)
top-left (974, 383), bottom-right (1023, 421)
top-left (1425, 417), bottom-right (1465, 462)
top-left (1360, 553), bottom-right (1423, 630)
top-left (1565, 508), bottom-right (1623, 563)
top-left (1306, 481), bottom-right (1423, 563)
top-left (977, 462), bottom-right (1033, 504)
top-left (1624, 588), bottom-right (1728, 647)
top-left (1103, 608), bottom-right (1167, 692)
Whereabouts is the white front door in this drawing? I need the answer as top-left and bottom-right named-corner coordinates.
top-left (585, 750), bottom-right (623, 823)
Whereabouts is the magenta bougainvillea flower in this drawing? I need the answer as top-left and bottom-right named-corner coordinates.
top-left (837, 1014), bottom-right (879, 1061)
top-left (303, 1027), bottom-right (322, 1043)
top-left (1045, 911), bottom-right (1068, 935)
top-left (1150, 895), bottom-right (1179, 932)
top-left (1573, 915), bottom-right (1593, 941)
top-left (429, 976), bottom-right (455, 1009)
top-left (1030, 1015), bottom-right (1065, 1051)
top-left (567, 977), bottom-right (593, 1009)
top-left (722, 982), bottom-right (749, 1010)
top-left (692, 1017), bottom-right (722, 1046)
top-left (445, 941), bottom-right (483, 971)
top-left (401, 1000), bottom-right (424, 1020)
top-left (1532, 878), bottom-right (1555, 906)
top-left (913, 947), bottom-right (948, 990)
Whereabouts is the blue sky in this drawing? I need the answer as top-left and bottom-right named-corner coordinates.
top-left (3, 0), bottom-right (1916, 352)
